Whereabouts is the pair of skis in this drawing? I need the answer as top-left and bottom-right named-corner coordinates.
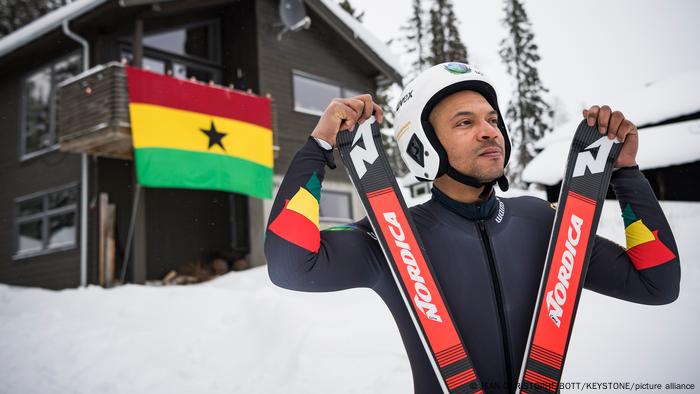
top-left (336, 118), bottom-right (621, 394)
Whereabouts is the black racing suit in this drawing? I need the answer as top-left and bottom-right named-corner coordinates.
top-left (264, 137), bottom-right (681, 394)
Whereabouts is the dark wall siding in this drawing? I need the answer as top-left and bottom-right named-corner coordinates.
top-left (644, 162), bottom-right (700, 201)
top-left (0, 70), bottom-right (83, 290)
top-left (221, 0), bottom-right (259, 93)
top-left (543, 162), bottom-right (700, 202)
top-left (144, 188), bottom-right (232, 280)
top-left (255, 0), bottom-right (377, 183)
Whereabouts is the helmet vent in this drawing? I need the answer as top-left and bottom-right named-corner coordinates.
top-left (407, 134), bottom-right (425, 167)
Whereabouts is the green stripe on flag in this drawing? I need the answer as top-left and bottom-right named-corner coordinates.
top-left (134, 147), bottom-right (272, 199)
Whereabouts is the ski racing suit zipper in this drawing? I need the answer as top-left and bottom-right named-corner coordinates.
top-left (477, 219), bottom-right (514, 392)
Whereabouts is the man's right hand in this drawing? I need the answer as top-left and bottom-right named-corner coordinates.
top-left (310, 94), bottom-right (384, 148)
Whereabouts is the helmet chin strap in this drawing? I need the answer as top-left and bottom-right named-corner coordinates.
top-left (445, 165), bottom-right (510, 198)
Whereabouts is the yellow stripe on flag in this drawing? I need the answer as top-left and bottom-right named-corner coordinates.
top-left (286, 187), bottom-right (319, 229)
top-left (129, 103), bottom-right (273, 168)
top-left (625, 219), bottom-right (656, 250)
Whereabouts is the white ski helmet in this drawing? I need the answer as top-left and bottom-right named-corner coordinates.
top-left (394, 62), bottom-right (511, 191)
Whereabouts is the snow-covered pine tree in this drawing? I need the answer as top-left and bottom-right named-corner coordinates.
top-left (427, 0), bottom-right (468, 64)
top-left (400, 0), bottom-right (429, 78)
top-left (0, 0), bottom-right (67, 38)
top-left (499, 0), bottom-right (553, 187)
top-left (337, 0), bottom-right (408, 175)
top-left (338, 0), bottom-right (365, 22)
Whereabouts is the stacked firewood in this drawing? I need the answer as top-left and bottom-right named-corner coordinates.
top-left (160, 256), bottom-right (250, 285)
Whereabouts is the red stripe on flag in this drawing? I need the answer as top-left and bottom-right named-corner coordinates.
top-left (268, 203), bottom-right (320, 253)
top-left (126, 66), bottom-right (271, 128)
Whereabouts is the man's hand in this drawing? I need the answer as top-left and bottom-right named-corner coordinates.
top-left (582, 105), bottom-right (638, 168)
top-left (310, 94), bottom-right (384, 148)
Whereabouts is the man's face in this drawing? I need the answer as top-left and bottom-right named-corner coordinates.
top-left (429, 90), bottom-right (505, 183)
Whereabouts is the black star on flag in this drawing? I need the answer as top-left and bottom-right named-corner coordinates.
top-left (200, 120), bottom-right (227, 151)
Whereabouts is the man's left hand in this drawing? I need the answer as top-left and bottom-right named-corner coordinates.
top-left (582, 105), bottom-right (638, 168)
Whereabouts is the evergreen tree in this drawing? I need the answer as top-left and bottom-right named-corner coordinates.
top-left (376, 82), bottom-right (409, 176)
top-left (0, 0), bottom-right (67, 39)
top-left (338, 0), bottom-right (408, 176)
top-left (427, 0), bottom-right (468, 64)
top-left (338, 0), bottom-right (364, 22)
top-left (499, 0), bottom-right (552, 187)
top-left (400, 0), bottom-right (429, 77)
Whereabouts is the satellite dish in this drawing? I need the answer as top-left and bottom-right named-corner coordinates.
top-left (278, 0), bottom-right (311, 41)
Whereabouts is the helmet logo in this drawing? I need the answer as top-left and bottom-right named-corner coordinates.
top-left (395, 89), bottom-right (413, 112)
top-left (444, 62), bottom-right (470, 74)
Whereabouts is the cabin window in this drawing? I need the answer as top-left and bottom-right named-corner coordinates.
top-left (21, 53), bottom-right (82, 159)
top-left (292, 71), bottom-right (365, 116)
top-left (319, 190), bottom-right (353, 222)
top-left (143, 22), bottom-right (217, 62)
top-left (14, 184), bottom-right (79, 258)
top-left (121, 20), bottom-right (221, 83)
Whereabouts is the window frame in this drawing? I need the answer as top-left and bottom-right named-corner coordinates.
top-left (319, 189), bottom-right (354, 223)
top-left (118, 19), bottom-right (222, 83)
top-left (141, 19), bottom-right (221, 64)
top-left (19, 51), bottom-right (83, 161)
top-left (13, 182), bottom-right (80, 260)
top-left (291, 70), bottom-right (365, 117)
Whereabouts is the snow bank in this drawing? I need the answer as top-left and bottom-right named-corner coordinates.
top-left (1, 200), bottom-right (698, 393)
top-left (523, 118), bottom-right (700, 185)
top-left (536, 69), bottom-right (700, 151)
top-left (318, 0), bottom-right (405, 77)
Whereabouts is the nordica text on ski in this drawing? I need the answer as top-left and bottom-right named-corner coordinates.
top-left (384, 211), bottom-right (443, 323)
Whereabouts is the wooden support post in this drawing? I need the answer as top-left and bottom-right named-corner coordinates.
top-left (133, 18), bottom-right (143, 68)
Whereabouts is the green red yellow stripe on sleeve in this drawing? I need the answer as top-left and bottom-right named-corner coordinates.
top-left (268, 172), bottom-right (323, 252)
top-left (622, 204), bottom-right (676, 270)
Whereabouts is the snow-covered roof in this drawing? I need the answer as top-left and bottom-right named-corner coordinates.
top-left (0, 0), bottom-right (404, 83)
top-left (0, 0), bottom-right (108, 59)
top-left (535, 69), bottom-right (700, 150)
top-left (522, 118), bottom-right (700, 185)
top-left (315, 0), bottom-right (404, 79)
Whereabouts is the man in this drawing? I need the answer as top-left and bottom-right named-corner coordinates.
top-left (264, 63), bottom-right (680, 393)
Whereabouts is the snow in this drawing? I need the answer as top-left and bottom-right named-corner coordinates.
top-left (317, 0), bottom-right (405, 78)
top-left (534, 69), bottom-right (700, 151)
top-left (0, 267), bottom-right (411, 394)
top-left (523, 118), bottom-right (700, 185)
top-left (2, 197), bottom-right (696, 393)
top-left (614, 69), bottom-right (700, 127)
top-left (0, 0), bottom-right (108, 59)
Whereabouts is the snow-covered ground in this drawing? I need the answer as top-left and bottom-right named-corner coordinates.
top-left (1, 199), bottom-right (698, 394)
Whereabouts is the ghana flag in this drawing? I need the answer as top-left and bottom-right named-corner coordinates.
top-left (126, 66), bottom-right (273, 199)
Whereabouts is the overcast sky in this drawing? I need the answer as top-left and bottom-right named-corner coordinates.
top-left (350, 0), bottom-right (700, 126)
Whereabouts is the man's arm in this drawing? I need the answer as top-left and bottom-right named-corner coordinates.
top-left (584, 166), bottom-right (680, 305)
top-left (264, 137), bottom-right (384, 292)
top-left (265, 94), bottom-right (386, 292)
